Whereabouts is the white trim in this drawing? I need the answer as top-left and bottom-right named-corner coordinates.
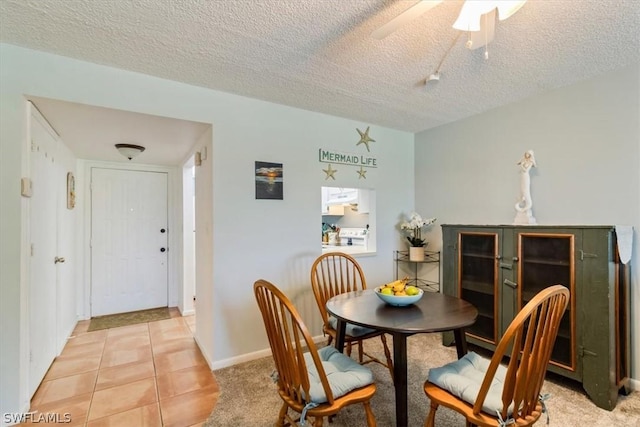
top-left (80, 160), bottom-right (182, 319)
top-left (629, 377), bottom-right (639, 392)
top-left (210, 335), bottom-right (327, 370)
top-left (193, 334), bottom-right (213, 369)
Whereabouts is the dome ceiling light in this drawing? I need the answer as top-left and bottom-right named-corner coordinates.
top-left (115, 143), bottom-right (146, 160)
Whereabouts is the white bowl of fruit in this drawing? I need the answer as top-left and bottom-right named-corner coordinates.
top-left (374, 278), bottom-right (423, 306)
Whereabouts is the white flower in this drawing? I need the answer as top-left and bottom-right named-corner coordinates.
top-left (399, 212), bottom-right (437, 247)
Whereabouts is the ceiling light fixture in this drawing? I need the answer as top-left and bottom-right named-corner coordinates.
top-left (453, 0), bottom-right (527, 32)
top-left (115, 143), bottom-right (145, 160)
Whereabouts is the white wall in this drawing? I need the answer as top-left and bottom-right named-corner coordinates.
top-left (414, 63), bottom-right (640, 383)
top-left (0, 44), bottom-right (415, 417)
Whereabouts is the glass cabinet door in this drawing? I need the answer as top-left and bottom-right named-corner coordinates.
top-left (458, 232), bottom-right (498, 344)
top-left (518, 233), bottom-right (575, 370)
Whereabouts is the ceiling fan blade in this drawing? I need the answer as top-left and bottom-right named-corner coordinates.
top-left (464, 9), bottom-right (496, 50)
top-left (371, 0), bottom-right (444, 40)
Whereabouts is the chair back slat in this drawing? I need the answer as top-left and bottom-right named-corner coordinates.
top-left (472, 285), bottom-right (570, 422)
top-left (254, 280), bottom-right (335, 406)
top-left (310, 252), bottom-right (367, 325)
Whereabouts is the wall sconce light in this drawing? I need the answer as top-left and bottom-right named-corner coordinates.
top-left (115, 143), bottom-right (145, 160)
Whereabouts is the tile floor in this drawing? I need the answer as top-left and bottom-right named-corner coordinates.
top-left (23, 309), bottom-right (219, 426)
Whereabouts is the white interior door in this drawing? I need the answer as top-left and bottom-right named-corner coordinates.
top-left (91, 168), bottom-right (168, 316)
top-left (29, 110), bottom-right (59, 396)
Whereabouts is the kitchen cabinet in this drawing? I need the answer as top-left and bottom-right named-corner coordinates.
top-left (441, 224), bottom-right (630, 410)
top-left (321, 187), bottom-right (370, 215)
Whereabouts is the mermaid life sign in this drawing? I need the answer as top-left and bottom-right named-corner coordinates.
top-left (318, 148), bottom-right (377, 168)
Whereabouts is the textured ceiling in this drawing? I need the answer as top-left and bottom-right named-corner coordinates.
top-left (1, 0), bottom-right (639, 133)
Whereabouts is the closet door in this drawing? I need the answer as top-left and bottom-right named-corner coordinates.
top-left (28, 108), bottom-right (60, 396)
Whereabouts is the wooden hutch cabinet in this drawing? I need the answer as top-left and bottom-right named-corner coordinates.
top-left (441, 224), bottom-right (631, 410)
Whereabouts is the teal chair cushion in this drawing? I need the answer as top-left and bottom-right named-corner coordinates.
top-left (328, 316), bottom-right (376, 337)
top-left (427, 351), bottom-right (513, 416)
top-left (303, 346), bottom-right (374, 403)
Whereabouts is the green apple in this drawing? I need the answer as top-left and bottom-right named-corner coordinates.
top-left (380, 288), bottom-right (393, 295)
top-left (406, 286), bottom-right (420, 296)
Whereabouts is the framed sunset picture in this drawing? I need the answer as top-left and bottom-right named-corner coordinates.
top-left (255, 161), bottom-right (283, 200)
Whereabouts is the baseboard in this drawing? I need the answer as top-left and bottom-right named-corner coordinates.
top-left (629, 377), bottom-right (639, 392)
top-left (191, 334), bottom-right (214, 370)
top-left (180, 308), bottom-right (195, 316)
top-left (210, 335), bottom-right (327, 371)
top-left (1, 401), bottom-right (33, 427)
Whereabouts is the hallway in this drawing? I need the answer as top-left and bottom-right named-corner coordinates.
top-left (23, 310), bottom-right (218, 426)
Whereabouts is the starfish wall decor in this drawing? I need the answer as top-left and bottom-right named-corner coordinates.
top-left (323, 164), bottom-right (337, 180)
top-left (356, 127), bottom-right (375, 152)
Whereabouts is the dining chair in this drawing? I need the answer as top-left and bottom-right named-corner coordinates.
top-left (310, 252), bottom-right (394, 380)
top-left (423, 284), bottom-right (570, 427)
top-left (254, 279), bottom-right (377, 427)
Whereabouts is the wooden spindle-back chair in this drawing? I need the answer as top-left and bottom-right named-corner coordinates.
top-left (254, 279), bottom-right (377, 427)
top-left (424, 284), bottom-right (570, 427)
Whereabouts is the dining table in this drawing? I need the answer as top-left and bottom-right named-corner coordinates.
top-left (326, 289), bottom-right (478, 427)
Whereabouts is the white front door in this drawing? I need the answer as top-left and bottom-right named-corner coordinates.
top-left (91, 168), bottom-right (168, 316)
top-left (29, 109), bottom-right (59, 396)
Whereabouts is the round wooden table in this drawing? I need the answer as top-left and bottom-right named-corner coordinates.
top-left (326, 290), bottom-right (478, 427)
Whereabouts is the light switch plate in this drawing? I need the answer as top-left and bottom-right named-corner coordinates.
top-left (21, 177), bottom-right (32, 197)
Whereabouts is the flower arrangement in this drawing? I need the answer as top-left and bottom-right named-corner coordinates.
top-left (400, 212), bottom-right (437, 247)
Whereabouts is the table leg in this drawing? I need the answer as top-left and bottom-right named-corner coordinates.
top-left (392, 333), bottom-right (408, 427)
top-left (453, 328), bottom-right (468, 359)
top-left (335, 319), bottom-right (346, 353)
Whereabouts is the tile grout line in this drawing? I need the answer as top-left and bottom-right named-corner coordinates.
top-left (149, 321), bottom-right (165, 427)
top-left (84, 325), bottom-right (107, 426)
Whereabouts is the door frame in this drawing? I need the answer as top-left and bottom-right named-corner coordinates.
top-left (79, 160), bottom-right (182, 320)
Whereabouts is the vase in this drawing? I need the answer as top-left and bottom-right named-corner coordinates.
top-left (409, 246), bottom-right (425, 262)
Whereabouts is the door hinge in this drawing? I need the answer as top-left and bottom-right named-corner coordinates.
top-left (579, 250), bottom-right (598, 261)
top-left (578, 346), bottom-right (598, 357)
top-left (29, 350), bottom-right (33, 362)
top-left (30, 243), bottom-right (34, 256)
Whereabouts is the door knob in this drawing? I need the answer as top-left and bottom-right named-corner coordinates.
top-left (54, 256), bottom-right (65, 264)
top-left (160, 228), bottom-right (166, 233)
top-left (160, 248), bottom-right (166, 252)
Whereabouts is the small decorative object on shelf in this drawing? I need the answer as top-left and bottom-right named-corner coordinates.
top-left (399, 212), bottom-right (436, 261)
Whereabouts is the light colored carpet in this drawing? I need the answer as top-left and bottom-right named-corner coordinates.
top-left (87, 307), bottom-right (171, 331)
top-left (205, 333), bottom-right (640, 426)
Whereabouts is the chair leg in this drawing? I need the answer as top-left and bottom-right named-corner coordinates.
top-left (313, 416), bottom-right (324, 427)
top-left (363, 401), bottom-right (377, 427)
top-left (326, 335), bottom-right (333, 347)
top-left (276, 402), bottom-right (288, 426)
top-left (346, 342), bottom-right (352, 357)
top-left (424, 401), bottom-right (438, 427)
top-left (358, 340), bottom-right (364, 363)
top-left (380, 334), bottom-right (394, 382)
